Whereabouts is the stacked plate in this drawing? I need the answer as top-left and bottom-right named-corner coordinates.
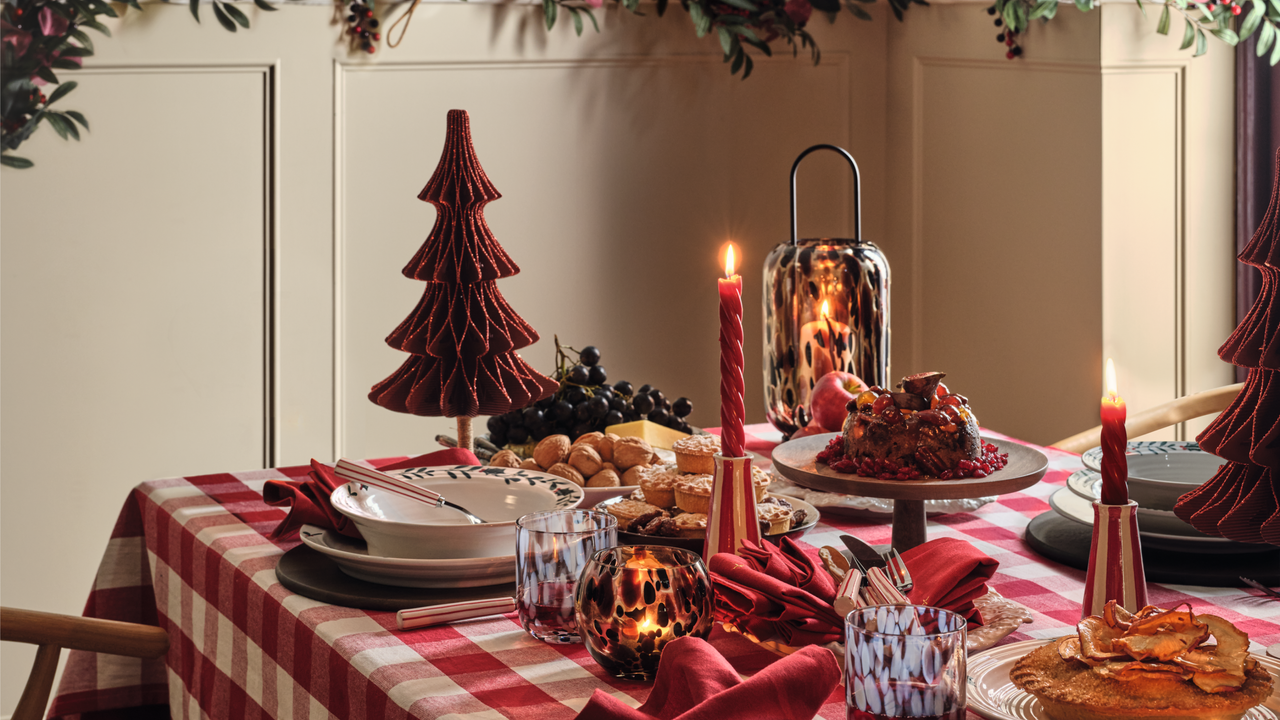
top-left (1048, 441), bottom-right (1270, 553)
top-left (300, 465), bottom-right (585, 588)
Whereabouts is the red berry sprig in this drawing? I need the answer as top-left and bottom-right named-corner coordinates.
top-left (345, 1), bottom-right (382, 54)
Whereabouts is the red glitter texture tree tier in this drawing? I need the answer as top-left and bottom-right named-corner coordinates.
top-left (1174, 149), bottom-right (1280, 546)
top-left (369, 110), bottom-right (557, 428)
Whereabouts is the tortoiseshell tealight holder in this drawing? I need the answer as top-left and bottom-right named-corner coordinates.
top-left (1081, 500), bottom-right (1148, 618)
top-left (574, 546), bottom-right (713, 681)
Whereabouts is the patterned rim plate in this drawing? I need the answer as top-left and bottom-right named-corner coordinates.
top-left (337, 465), bottom-right (585, 527)
top-left (1081, 441), bottom-right (1202, 472)
top-left (1065, 470), bottom-right (1193, 523)
top-left (298, 525), bottom-right (515, 588)
top-left (966, 639), bottom-right (1280, 720)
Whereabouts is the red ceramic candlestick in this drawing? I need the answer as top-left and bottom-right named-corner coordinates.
top-left (718, 244), bottom-right (746, 460)
top-left (1099, 358), bottom-right (1129, 505)
top-left (1082, 358), bottom-right (1145, 616)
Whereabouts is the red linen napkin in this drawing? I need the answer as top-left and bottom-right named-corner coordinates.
top-left (708, 537), bottom-right (843, 646)
top-left (901, 536), bottom-right (998, 624)
top-left (574, 636), bottom-right (841, 720)
top-left (263, 448), bottom-right (479, 540)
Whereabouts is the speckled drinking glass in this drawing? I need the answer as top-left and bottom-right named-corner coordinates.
top-left (515, 509), bottom-right (617, 644)
top-left (574, 545), bottom-right (713, 681)
top-left (845, 605), bottom-right (967, 720)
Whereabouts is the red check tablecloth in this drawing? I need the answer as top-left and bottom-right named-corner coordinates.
top-left (49, 425), bottom-right (1280, 720)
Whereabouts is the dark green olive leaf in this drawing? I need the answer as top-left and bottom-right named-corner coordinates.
top-left (82, 18), bottom-right (111, 37)
top-left (742, 53), bottom-right (754, 79)
top-left (1136, 0), bottom-right (1145, 16)
top-left (657, 0), bottom-right (668, 14)
top-left (1181, 17), bottom-right (1197, 47)
top-left (1156, 4), bottom-right (1171, 32)
top-left (65, 110), bottom-right (89, 130)
top-left (45, 113), bottom-right (71, 140)
top-left (51, 112), bottom-right (81, 140)
top-left (731, 48), bottom-right (744, 74)
top-left (569, 6), bottom-right (583, 35)
top-left (718, 25), bottom-right (734, 56)
top-left (51, 58), bottom-right (82, 70)
top-left (222, 3), bottom-right (251, 27)
top-left (46, 81), bottom-right (78, 105)
top-left (688, 3), bottom-right (711, 36)
top-left (190, 0), bottom-right (201, 22)
top-left (849, 4), bottom-right (872, 19)
top-left (35, 66), bottom-right (59, 84)
top-left (253, 0), bottom-right (279, 10)
top-left (582, 6), bottom-right (600, 30)
top-left (212, 2), bottom-right (238, 30)
top-left (70, 29), bottom-right (95, 51)
top-left (57, 46), bottom-right (92, 57)
top-left (1, 154), bottom-right (34, 169)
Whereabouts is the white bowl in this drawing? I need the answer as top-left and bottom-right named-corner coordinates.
top-left (330, 465), bottom-right (584, 560)
top-left (1080, 442), bottom-right (1224, 510)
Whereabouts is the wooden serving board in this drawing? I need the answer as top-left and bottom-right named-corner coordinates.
top-left (771, 434), bottom-right (1049, 501)
top-left (276, 545), bottom-right (515, 612)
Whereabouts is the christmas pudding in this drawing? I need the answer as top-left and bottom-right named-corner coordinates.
top-left (1010, 602), bottom-right (1272, 720)
top-left (816, 371), bottom-right (1007, 480)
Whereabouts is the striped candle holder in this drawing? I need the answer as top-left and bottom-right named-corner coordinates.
top-left (1081, 500), bottom-right (1147, 618)
top-left (703, 455), bottom-right (760, 562)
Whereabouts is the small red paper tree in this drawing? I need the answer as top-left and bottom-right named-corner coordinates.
top-left (1174, 149), bottom-right (1280, 546)
top-left (369, 110), bottom-right (558, 451)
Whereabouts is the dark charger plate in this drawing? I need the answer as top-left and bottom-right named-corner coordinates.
top-left (593, 495), bottom-right (820, 553)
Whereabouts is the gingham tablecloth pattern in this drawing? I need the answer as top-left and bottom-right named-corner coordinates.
top-left (49, 426), bottom-right (1280, 720)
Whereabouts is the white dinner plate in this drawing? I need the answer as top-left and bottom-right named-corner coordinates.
top-left (298, 525), bottom-right (515, 588)
top-left (966, 638), bottom-right (1280, 720)
top-left (1048, 486), bottom-right (1232, 543)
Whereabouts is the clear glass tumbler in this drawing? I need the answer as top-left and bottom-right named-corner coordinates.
top-left (845, 605), bottom-right (967, 720)
top-left (515, 509), bottom-right (617, 643)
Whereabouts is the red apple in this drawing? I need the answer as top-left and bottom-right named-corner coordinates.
top-left (810, 371), bottom-right (870, 432)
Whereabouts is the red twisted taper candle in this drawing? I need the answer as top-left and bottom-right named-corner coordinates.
top-left (1099, 358), bottom-right (1129, 505)
top-left (718, 244), bottom-right (746, 459)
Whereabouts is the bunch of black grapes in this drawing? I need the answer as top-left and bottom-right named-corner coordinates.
top-left (485, 343), bottom-right (694, 447)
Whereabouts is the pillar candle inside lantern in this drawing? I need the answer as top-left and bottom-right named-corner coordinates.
top-left (798, 300), bottom-right (852, 386)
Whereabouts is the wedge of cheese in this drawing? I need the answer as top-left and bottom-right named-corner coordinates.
top-left (605, 420), bottom-right (691, 450)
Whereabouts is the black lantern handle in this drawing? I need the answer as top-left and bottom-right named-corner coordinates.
top-left (790, 144), bottom-right (862, 246)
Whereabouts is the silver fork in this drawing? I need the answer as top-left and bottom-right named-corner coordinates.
top-left (884, 548), bottom-right (913, 593)
top-left (1241, 576), bottom-right (1280, 601)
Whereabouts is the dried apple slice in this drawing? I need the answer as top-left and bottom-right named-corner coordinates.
top-left (1077, 616), bottom-right (1128, 661)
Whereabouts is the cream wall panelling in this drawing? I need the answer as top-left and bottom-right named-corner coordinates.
top-left (334, 52), bottom-right (870, 460)
top-left (1, 60), bottom-right (278, 717)
top-left (1100, 3), bottom-right (1236, 441)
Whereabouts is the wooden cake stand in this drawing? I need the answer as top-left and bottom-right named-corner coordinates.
top-left (772, 433), bottom-right (1048, 551)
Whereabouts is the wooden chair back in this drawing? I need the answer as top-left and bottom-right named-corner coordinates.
top-left (1049, 383), bottom-right (1244, 454)
top-left (0, 606), bottom-right (169, 720)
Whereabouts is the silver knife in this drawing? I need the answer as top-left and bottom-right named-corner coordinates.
top-left (840, 535), bottom-right (888, 572)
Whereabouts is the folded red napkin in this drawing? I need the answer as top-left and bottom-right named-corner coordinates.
top-left (263, 448), bottom-right (479, 540)
top-left (901, 536), bottom-right (998, 624)
top-left (574, 636), bottom-right (840, 720)
top-left (708, 537), bottom-right (843, 646)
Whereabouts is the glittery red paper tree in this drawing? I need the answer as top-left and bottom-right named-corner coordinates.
top-left (369, 110), bottom-right (558, 450)
top-left (1174, 149), bottom-right (1280, 546)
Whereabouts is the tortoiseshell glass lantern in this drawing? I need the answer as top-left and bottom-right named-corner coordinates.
top-left (764, 145), bottom-right (890, 438)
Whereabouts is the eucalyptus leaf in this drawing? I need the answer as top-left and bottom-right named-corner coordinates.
top-left (1259, 20), bottom-right (1275, 54)
top-left (1157, 4), bottom-right (1171, 33)
top-left (1181, 17), bottom-right (1197, 48)
top-left (1, 155), bottom-right (34, 169)
top-left (222, 3), bottom-right (251, 28)
top-left (46, 81), bottom-right (78, 105)
top-left (1211, 26), bottom-right (1239, 42)
top-left (1241, 0), bottom-right (1264, 37)
top-left (1030, 1), bottom-right (1055, 20)
top-left (1003, 1), bottom-right (1019, 27)
top-left (65, 110), bottom-right (89, 130)
top-left (1194, 26), bottom-right (1207, 54)
top-left (1073, 0), bottom-right (1092, 12)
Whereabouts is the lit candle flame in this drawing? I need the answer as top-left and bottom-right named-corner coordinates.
top-left (725, 243), bottom-right (736, 277)
top-left (821, 299), bottom-right (830, 319)
top-left (1105, 358), bottom-right (1118, 399)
